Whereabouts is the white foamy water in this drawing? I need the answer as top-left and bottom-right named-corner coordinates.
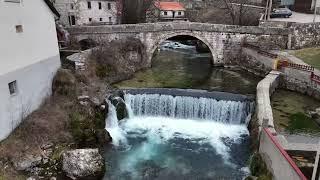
top-left (105, 100), bottom-right (127, 146)
top-left (120, 116), bottom-right (249, 161)
top-left (124, 93), bottom-right (253, 124)
top-left (104, 93), bottom-right (252, 179)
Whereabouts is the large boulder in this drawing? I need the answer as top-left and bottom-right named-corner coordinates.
top-left (62, 149), bottom-right (105, 180)
top-left (108, 92), bottom-right (128, 121)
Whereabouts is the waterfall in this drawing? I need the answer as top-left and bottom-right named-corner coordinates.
top-left (124, 93), bottom-right (253, 125)
top-left (105, 100), bottom-right (127, 146)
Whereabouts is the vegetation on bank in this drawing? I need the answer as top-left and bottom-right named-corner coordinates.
top-left (272, 90), bottom-right (320, 134)
top-left (292, 47), bottom-right (320, 69)
top-left (247, 153), bottom-right (273, 180)
top-left (0, 68), bottom-right (107, 179)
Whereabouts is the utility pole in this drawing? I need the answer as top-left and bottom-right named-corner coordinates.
top-left (314, 0), bottom-right (318, 23)
top-left (267, 0), bottom-right (273, 21)
top-left (264, 0), bottom-right (273, 20)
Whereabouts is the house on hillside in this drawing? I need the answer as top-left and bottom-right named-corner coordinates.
top-left (146, 1), bottom-right (188, 22)
top-left (0, 0), bottom-right (61, 141)
top-left (277, 0), bottom-right (320, 13)
top-left (53, 0), bottom-right (119, 27)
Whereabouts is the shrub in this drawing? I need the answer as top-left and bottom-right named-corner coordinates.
top-left (90, 37), bottom-right (146, 79)
top-left (52, 69), bottom-right (76, 96)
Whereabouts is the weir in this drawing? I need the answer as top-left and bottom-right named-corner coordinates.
top-left (124, 93), bottom-right (254, 125)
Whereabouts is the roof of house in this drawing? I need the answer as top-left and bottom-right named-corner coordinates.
top-left (156, 2), bottom-right (186, 11)
top-left (44, 0), bottom-right (60, 18)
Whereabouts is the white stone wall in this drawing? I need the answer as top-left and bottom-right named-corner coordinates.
top-left (53, 0), bottom-right (75, 26)
top-left (77, 0), bottom-right (117, 25)
top-left (0, 0), bottom-right (61, 140)
top-left (53, 0), bottom-right (118, 26)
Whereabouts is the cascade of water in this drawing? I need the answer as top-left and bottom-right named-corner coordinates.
top-left (105, 100), bottom-right (127, 146)
top-left (124, 93), bottom-right (253, 125)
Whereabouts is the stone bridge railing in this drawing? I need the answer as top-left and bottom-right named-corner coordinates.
top-left (67, 22), bottom-right (290, 36)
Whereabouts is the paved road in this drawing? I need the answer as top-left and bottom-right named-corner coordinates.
top-left (271, 12), bottom-right (320, 23)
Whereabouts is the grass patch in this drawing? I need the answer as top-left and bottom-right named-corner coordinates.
top-left (292, 47), bottom-right (320, 69)
top-left (288, 112), bottom-right (320, 134)
top-left (271, 90), bottom-right (320, 134)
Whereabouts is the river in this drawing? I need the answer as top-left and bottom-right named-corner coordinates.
top-left (103, 40), bottom-right (262, 180)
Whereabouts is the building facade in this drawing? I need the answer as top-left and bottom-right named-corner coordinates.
top-left (278, 0), bottom-right (320, 13)
top-left (53, 0), bottom-right (118, 27)
top-left (0, 0), bottom-right (61, 140)
top-left (147, 1), bottom-right (187, 22)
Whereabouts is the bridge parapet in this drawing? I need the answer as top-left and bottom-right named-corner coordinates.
top-left (67, 22), bottom-right (290, 36)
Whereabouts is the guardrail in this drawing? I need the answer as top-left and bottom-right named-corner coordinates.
top-left (260, 128), bottom-right (308, 180)
top-left (281, 61), bottom-right (315, 72)
top-left (311, 72), bottom-right (320, 84)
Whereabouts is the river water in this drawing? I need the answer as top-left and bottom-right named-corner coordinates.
top-left (104, 41), bottom-right (260, 179)
top-left (114, 40), bottom-right (261, 95)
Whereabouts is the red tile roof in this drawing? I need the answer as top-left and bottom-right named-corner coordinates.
top-left (156, 2), bottom-right (186, 11)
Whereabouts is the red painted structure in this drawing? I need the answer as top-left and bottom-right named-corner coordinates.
top-left (263, 128), bottom-right (308, 180)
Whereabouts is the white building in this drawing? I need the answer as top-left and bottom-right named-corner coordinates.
top-left (0, 0), bottom-right (61, 140)
top-left (53, 0), bottom-right (118, 27)
top-left (147, 1), bottom-right (187, 22)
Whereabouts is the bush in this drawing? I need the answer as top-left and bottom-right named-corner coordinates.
top-left (90, 37), bottom-right (146, 79)
top-left (52, 69), bottom-right (76, 96)
top-left (68, 106), bottom-right (106, 148)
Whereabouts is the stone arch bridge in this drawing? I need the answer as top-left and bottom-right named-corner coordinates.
top-left (67, 22), bottom-right (290, 67)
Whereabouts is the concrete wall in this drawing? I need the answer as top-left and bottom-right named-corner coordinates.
top-left (256, 71), bottom-right (281, 132)
top-left (260, 128), bottom-right (307, 180)
top-left (0, 0), bottom-right (61, 140)
top-left (238, 48), bottom-right (274, 76)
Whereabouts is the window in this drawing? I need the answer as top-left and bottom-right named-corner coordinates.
top-left (4, 0), bottom-right (21, 3)
top-left (70, 3), bottom-right (74, 10)
top-left (178, 11), bottom-right (182, 15)
top-left (69, 15), bottom-right (76, 26)
top-left (109, 17), bottom-right (112, 22)
top-left (8, 81), bottom-right (17, 95)
top-left (99, 2), bottom-right (102, 9)
top-left (107, 3), bottom-right (111, 10)
top-left (87, 1), bottom-right (91, 9)
top-left (164, 11), bottom-right (168, 15)
top-left (100, 18), bottom-right (103, 21)
top-left (15, 25), bottom-right (23, 33)
top-left (89, 18), bottom-right (92, 22)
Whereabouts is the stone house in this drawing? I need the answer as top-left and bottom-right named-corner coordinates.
top-left (0, 0), bottom-right (61, 141)
top-left (147, 1), bottom-right (187, 22)
top-left (53, 0), bottom-right (119, 27)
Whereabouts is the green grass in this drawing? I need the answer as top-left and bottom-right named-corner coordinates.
top-left (271, 90), bottom-right (320, 135)
top-left (288, 112), bottom-right (320, 134)
top-left (293, 47), bottom-right (320, 69)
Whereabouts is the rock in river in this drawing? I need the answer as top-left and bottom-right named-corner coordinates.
top-left (62, 149), bottom-right (104, 180)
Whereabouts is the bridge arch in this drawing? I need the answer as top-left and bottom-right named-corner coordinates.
top-left (148, 31), bottom-right (216, 66)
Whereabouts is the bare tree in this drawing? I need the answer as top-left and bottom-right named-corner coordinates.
top-left (121, 0), bottom-right (155, 24)
top-left (220, 0), bottom-right (262, 26)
